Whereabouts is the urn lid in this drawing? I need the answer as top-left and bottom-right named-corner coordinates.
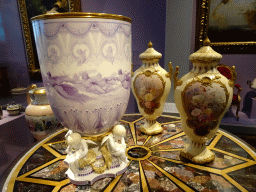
top-left (189, 37), bottom-right (222, 63)
top-left (7, 103), bottom-right (22, 110)
top-left (28, 87), bottom-right (46, 95)
top-left (139, 41), bottom-right (162, 62)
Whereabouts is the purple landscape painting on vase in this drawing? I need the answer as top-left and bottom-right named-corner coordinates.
top-left (32, 16), bottom-right (131, 136)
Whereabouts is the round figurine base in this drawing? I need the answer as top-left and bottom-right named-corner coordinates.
top-left (180, 147), bottom-right (215, 164)
top-left (139, 121), bottom-right (163, 135)
top-left (64, 125), bottom-right (129, 185)
top-left (65, 160), bottom-right (128, 185)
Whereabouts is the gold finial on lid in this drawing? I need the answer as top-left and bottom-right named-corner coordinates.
top-left (203, 37), bottom-right (211, 46)
top-left (139, 41), bottom-right (162, 61)
top-left (148, 41), bottom-right (153, 48)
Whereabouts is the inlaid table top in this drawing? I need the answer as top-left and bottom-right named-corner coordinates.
top-left (1, 114), bottom-right (256, 192)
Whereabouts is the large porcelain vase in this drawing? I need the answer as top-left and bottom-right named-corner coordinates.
top-left (174, 38), bottom-right (236, 164)
top-left (31, 13), bottom-right (132, 136)
top-left (131, 42), bottom-right (172, 135)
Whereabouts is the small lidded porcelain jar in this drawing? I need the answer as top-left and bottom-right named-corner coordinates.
top-left (6, 103), bottom-right (22, 116)
top-left (25, 85), bottom-right (60, 140)
top-left (174, 38), bottom-right (235, 164)
top-left (131, 42), bottom-right (172, 135)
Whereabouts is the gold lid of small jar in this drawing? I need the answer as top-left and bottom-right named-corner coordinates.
top-left (31, 12), bottom-right (132, 23)
top-left (29, 87), bottom-right (46, 95)
top-left (189, 37), bottom-right (222, 63)
top-left (139, 41), bottom-right (162, 61)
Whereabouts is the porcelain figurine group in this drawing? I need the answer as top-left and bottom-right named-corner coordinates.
top-left (64, 125), bottom-right (128, 184)
top-left (31, 11), bottom-right (235, 185)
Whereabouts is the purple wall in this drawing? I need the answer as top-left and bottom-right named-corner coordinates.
top-left (81, 0), bottom-right (166, 68)
top-left (0, 0), bottom-right (30, 89)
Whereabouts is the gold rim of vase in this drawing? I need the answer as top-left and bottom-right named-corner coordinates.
top-left (31, 12), bottom-right (132, 23)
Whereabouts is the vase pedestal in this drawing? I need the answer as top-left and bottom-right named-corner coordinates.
top-left (180, 139), bottom-right (215, 164)
top-left (139, 119), bottom-right (163, 135)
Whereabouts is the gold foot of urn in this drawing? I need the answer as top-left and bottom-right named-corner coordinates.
top-left (180, 139), bottom-right (215, 164)
top-left (139, 119), bottom-right (162, 135)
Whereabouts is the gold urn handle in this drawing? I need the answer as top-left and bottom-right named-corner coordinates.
top-left (228, 66), bottom-right (237, 87)
top-left (131, 63), bottom-right (134, 77)
top-left (26, 84), bottom-right (37, 105)
top-left (165, 62), bottom-right (173, 79)
top-left (173, 66), bottom-right (183, 90)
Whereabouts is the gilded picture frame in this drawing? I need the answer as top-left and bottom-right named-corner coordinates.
top-left (17, 0), bottom-right (81, 80)
top-left (195, 0), bottom-right (256, 54)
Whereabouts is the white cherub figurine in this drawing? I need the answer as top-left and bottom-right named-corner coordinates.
top-left (65, 131), bottom-right (95, 174)
top-left (102, 125), bottom-right (129, 164)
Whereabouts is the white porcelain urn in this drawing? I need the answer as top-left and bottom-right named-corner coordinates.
top-left (174, 38), bottom-right (235, 164)
top-left (31, 12), bottom-right (132, 185)
top-left (131, 42), bottom-right (172, 135)
top-left (31, 13), bottom-right (132, 137)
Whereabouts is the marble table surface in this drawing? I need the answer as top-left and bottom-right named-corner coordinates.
top-left (1, 114), bottom-right (256, 192)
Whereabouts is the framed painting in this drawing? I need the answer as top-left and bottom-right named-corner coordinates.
top-left (195, 0), bottom-right (256, 54)
top-left (17, 0), bottom-right (81, 80)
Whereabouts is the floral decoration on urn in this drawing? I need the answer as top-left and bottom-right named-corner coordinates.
top-left (174, 38), bottom-right (236, 164)
top-left (131, 41), bottom-right (172, 135)
top-left (31, 12), bottom-right (131, 185)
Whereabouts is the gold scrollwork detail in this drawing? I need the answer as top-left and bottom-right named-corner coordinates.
top-left (133, 70), bottom-right (166, 115)
top-left (78, 149), bottom-right (97, 168)
top-left (69, 0), bottom-right (82, 12)
top-left (54, 0), bottom-right (68, 10)
top-left (144, 70), bottom-right (152, 77)
top-left (173, 66), bottom-right (183, 90)
top-left (228, 66), bottom-right (237, 87)
top-left (18, 0), bottom-right (81, 79)
top-left (131, 63), bottom-right (134, 77)
top-left (91, 162), bottom-right (107, 174)
top-left (18, 0), bottom-right (36, 74)
top-left (165, 62), bottom-right (173, 79)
